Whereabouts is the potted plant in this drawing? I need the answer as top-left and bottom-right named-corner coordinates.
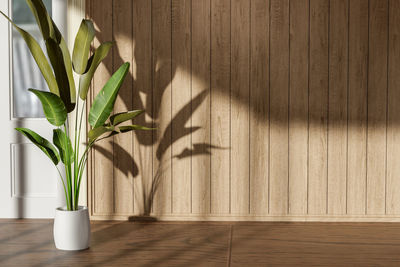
top-left (1, 0), bottom-right (151, 250)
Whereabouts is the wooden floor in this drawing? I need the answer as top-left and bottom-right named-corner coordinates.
top-left (1, 220), bottom-right (400, 266)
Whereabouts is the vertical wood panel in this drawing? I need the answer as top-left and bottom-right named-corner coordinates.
top-left (210, 0), bottom-right (231, 214)
top-left (113, 0), bottom-right (134, 214)
top-left (152, 0), bottom-right (172, 214)
top-left (367, 0), bottom-right (388, 215)
top-left (347, 0), bottom-right (368, 215)
top-left (249, 0), bottom-right (269, 215)
top-left (288, 0), bottom-right (309, 215)
top-left (327, 0), bottom-right (348, 215)
top-left (191, 0), bottom-right (211, 215)
top-left (132, 0), bottom-right (153, 215)
top-left (269, 0), bottom-right (289, 215)
top-left (308, 0), bottom-right (329, 215)
top-left (387, 0), bottom-right (400, 214)
top-left (88, 0), bottom-right (400, 221)
top-left (231, 0), bottom-right (250, 214)
top-left (171, 0), bottom-right (192, 213)
top-left (92, 0), bottom-right (114, 214)
top-left (87, 0), bottom-right (93, 215)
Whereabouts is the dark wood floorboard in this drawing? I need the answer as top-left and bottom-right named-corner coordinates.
top-left (231, 223), bottom-right (400, 267)
top-left (1, 220), bottom-right (400, 266)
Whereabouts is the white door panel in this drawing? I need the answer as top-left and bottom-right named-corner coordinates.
top-left (0, 0), bottom-right (61, 218)
top-left (11, 143), bottom-right (57, 198)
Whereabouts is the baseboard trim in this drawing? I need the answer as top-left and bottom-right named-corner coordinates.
top-left (90, 213), bottom-right (400, 222)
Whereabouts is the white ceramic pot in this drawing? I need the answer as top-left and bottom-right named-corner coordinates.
top-left (53, 206), bottom-right (91, 251)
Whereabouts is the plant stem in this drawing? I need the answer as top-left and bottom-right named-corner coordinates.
top-left (73, 96), bottom-right (80, 199)
top-left (56, 166), bottom-right (70, 210)
top-left (75, 153), bottom-right (89, 206)
top-left (63, 123), bottom-right (74, 210)
top-left (74, 102), bottom-right (86, 208)
top-left (77, 100), bottom-right (85, 164)
top-left (64, 118), bottom-right (73, 210)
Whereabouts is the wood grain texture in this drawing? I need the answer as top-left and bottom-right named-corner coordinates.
top-left (0, 220), bottom-right (231, 267)
top-left (347, 0), bottom-right (368, 215)
top-left (3, 220), bottom-right (400, 266)
top-left (231, 222), bottom-right (400, 266)
top-left (113, 0), bottom-right (134, 214)
top-left (367, 0), bottom-right (388, 215)
top-left (152, 0), bottom-right (172, 215)
top-left (308, 0), bottom-right (329, 215)
top-left (91, 0), bottom-right (114, 214)
top-left (86, 0), bottom-right (94, 216)
top-left (191, 0), bottom-right (211, 215)
top-left (210, 0), bottom-right (231, 214)
top-left (87, 0), bottom-right (400, 222)
top-left (387, 0), bottom-right (400, 214)
top-left (132, 0), bottom-right (153, 215)
top-left (171, 0), bottom-right (192, 214)
top-left (249, 0), bottom-right (269, 215)
top-left (288, 0), bottom-right (309, 215)
top-left (230, 0), bottom-right (250, 214)
top-left (327, 0), bottom-right (348, 215)
top-left (269, 0), bottom-right (289, 215)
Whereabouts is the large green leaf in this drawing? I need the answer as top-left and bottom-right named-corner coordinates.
top-left (90, 124), bottom-right (153, 143)
top-left (26, 0), bottom-right (54, 40)
top-left (29, 89), bottom-right (67, 126)
top-left (15, 128), bottom-right (60, 165)
top-left (26, 0), bottom-right (55, 41)
top-left (47, 11), bottom-right (76, 104)
top-left (109, 110), bottom-right (144, 126)
top-left (45, 38), bottom-right (75, 112)
top-left (101, 124), bottom-right (154, 140)
top-left (79, 42), bottom-right (113, 100)
top-left (0, 11), bottom-right (59, 96)
top-left (53, 129), bottom-right (73, 164)
top-left (88, 126), bottom-right (114, 143)
top-left (72, 19), bottom-right (95, 74)
top-left (57, 36), bottom-right (76, 105)
top-left (27, 0), bottom-right (64, 43)
top-left (25, 0), bottom-right (76, 108)
top-left (50, 19), bottom-right (76, 105)
top-left (88, 62), bottom-right (130, 127)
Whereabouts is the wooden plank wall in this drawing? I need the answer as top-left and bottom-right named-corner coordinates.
top-left (87, 0), bottom-right (400, 221)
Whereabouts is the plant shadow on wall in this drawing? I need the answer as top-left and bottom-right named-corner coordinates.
top-left (92, 28), bottom-right (225, 216)
top-left (90, 1), bottom-right (262, 217)
top-left (90, 0), bottom-right (396, 218)
top-left (94, 83), bottom-right (220, 215)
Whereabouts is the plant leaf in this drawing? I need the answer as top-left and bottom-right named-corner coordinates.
top-left (53, 129), bottom-right (73, 164)
top-left (27, 0), bottom-right (63, 43)
top-left (2, 5), bottom-right (75, 106)
top-left (24, 1), bottom-right (76, 107)
top-left (47, 16), bottom-right (76, 105)
top-left (29, 89), bottom-right (67, 126)
top-left (88, 62), bottom-right (130, 127)
top-left (45, 38), bottom-right (75, 112)
top-left (59, 37), bottom-right (76, 105)
top-left (0, 11), bottom-right (59, 96)
top-left (84, 54), bottom-right (94, 74)
top-left (109, 110), bottom-right (144, 126)
top-left (72, 19), bottom-right (95, 74)
top-left (26, 0), bottom-right (55, 41)
top-left (15, 128), bottom-right (60, 165)
top-left (99, 124), bottom-right (154, 141)
top-left (47, 15), bottom-right (76, 106)
top-left (79, 42), bottom-right (113, 100)
top-left (88, 126), bottom-right (114, 143)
